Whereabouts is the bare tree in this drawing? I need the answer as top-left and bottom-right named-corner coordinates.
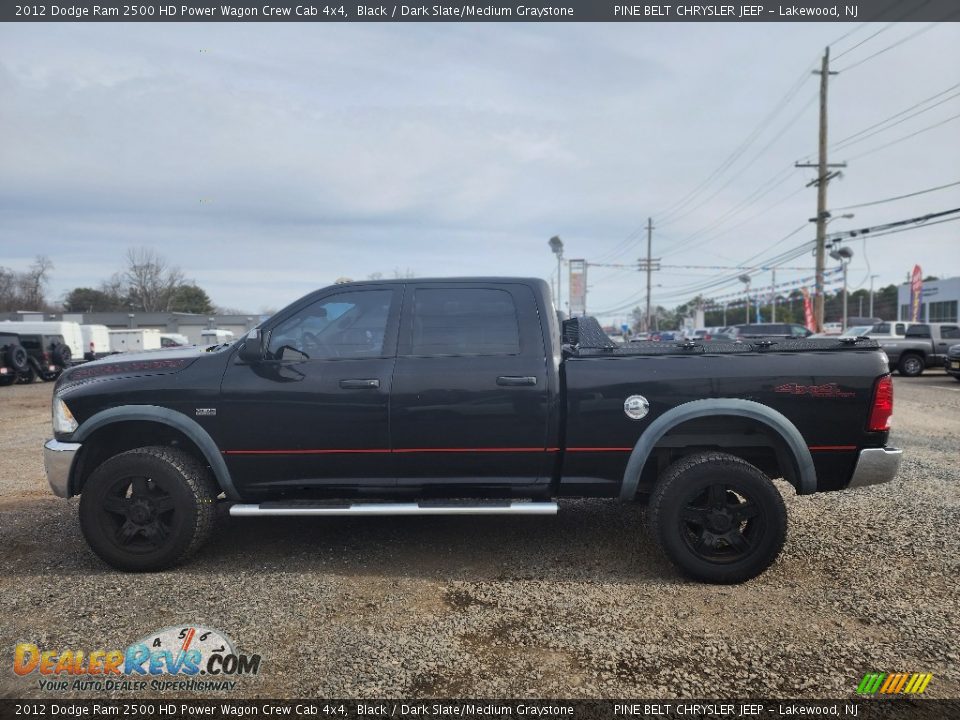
top-left (124, 248), bottom-right (184, 312)
top-left (0, 267), bottom-right (17, 311)
top-left (16, 255), bottom-right (54, 310)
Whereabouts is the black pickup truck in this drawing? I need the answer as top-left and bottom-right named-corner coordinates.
top-left (44, 278), bottom-right (901, 583)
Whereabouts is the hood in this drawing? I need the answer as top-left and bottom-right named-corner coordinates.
top-left (58, 345), bottom-right (229, 385)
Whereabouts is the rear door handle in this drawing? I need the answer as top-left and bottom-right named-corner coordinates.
top-left (497, 376), bottom-right (537, 387)
top-left (339, 378), bottom-right (380, 389)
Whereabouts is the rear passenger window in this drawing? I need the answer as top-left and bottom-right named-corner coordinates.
top-left (411, 288), bottom-right (520, 356)
top-left (942, 326), bottom-right (960, 339)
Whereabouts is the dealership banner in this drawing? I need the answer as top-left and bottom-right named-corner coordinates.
top-left (910, 264), bottom-right (923, 322)
top-left (568, 259), bottom-right (587, 317)
top-left (3, 0), bottom-right (960, 22)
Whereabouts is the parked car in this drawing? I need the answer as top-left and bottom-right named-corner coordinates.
top-left (729, 323), bottom-right (813, 341)
top-left (44, 277), bottom-right (900, 583)
top-left (873, 322), bottom-right (960, 377)
top-left (822, 322), bottom-right (843, 335)
top-left (864, 321), bottom-right (914, 339)
top-left (810, 325), bottom-right (874, 339)
top-left (200, 328), bottom-right (235, 344)
top-left (160, 333), bottom-right (190, 348)
top-left (702, 332), bottom-right (738, 342)
top-left (0, 332), bottom-right (31, 386)
top-left (946, 344), bottom-right (960, 382)
top-left (18, 333), bottom-right (72, 382)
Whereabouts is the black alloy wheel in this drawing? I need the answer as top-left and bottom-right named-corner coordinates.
top-left (79, 446), bottom-right (219, 571)
top-left (649, 451), bottom-right (787, 584)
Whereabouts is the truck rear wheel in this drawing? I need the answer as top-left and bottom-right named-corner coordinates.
top-left (897, 353), bottom-right (924, 377)
top-left (648, 452), bottom-right (787, 584)
top-left (79, 446), bottom-right (219, 572)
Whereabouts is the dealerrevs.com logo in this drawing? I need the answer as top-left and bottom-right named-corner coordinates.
top-left (13, 626), bottom-right (261, 693)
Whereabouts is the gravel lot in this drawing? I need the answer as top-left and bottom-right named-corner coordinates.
top-left (1, 375), bottom-right (958, 699)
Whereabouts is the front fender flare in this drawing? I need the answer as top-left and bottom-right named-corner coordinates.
top-left (72, 405), bottom-right (240, 500)
top-left (619, 398), bottom-right (816, 500)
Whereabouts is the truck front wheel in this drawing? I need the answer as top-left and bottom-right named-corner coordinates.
top-left (79, 446), bottom-right (219, 572)
top-left (648, 452), bottom-right (787, 584)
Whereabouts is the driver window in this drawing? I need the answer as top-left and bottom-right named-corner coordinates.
top-left (266, 289), bottom-right (393, 359)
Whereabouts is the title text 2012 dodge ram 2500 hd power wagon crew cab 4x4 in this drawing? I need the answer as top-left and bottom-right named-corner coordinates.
top-left (43, 278), bottom-right (902, 583)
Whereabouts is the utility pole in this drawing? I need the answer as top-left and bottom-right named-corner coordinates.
top-left (796, 47), bottom-right (845, 334)
top-left (869, 274), bottom-right (879, 317)
top-left (645, 218), bottom-right (653, 331)
top-left (638, 218), bottom-right (660, 332)
top-left (770, 268), bottom-right (777, 322)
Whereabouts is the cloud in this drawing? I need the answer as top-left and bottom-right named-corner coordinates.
top-left (0, 23), bottom-right (958, 317)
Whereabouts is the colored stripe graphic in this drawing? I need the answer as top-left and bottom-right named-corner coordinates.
top-left (224, 446), bottom-right (633, 455)
top-left (858, 672), bottom-right (931, 694)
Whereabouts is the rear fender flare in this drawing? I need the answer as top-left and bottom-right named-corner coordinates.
top-left (619, 398), bottom-right (816, 500)
top-left (72, 405), bottom-right (240, 500)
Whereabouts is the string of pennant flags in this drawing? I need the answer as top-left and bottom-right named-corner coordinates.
top-left (701, 267), bottom-right (845, 310)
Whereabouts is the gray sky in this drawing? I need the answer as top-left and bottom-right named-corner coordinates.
top-left (1, 22), bottom-right (958, 322)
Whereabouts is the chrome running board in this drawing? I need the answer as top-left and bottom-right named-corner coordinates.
top-left (229, 500), bottom-right (558, 517)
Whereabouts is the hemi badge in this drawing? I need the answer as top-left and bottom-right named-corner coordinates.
top-left (195, 408), bottom-right (217, 417)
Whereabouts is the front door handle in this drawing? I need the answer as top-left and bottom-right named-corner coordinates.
top-left (497, 376), bottom-right (537, 387)
top-left (339, 378), bottom-right (380, 389)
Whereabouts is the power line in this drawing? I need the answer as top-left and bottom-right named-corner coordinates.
top-left (831, 22), bottom-right (895, 60)
top-left (827, 206), bottom-right (960, 239)
top-left (832, 180), bottom-right (960, 211)
top-left (829, 82), bottom-right (960, 149)
top-left (844, 214), bottom-right (960, 241)
top-left (835, 22), bottom-right (940, 72)
top-left (845, 111), bottom-right (960, 161)
top-left (660, 178), bottom-right (807, 259)
top-left (659, 92), bottom-right (818, 230)
top-left (656, 59), bottom-right (817, 226)
top-left (832, 89), bottom-right (960, 151)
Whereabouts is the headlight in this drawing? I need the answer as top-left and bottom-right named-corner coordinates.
top-left (52, 398), bottom-right (78, 434)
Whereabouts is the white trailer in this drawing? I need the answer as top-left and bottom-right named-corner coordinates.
top-left (0, 320), bottom-right (84, 359)
top-left (79, 324), bottom-right (112, 359)
top-left (108, 329), bottom-right (162, 353)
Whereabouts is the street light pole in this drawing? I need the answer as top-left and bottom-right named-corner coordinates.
top-left (869, 274), bottom-right (879, 318)
top-left (829, 246), bottom-right (854, 331)
top-left (548, 236), bottom-right (564, 312)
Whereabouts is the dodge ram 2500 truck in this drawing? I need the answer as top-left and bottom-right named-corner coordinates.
top-left (44, 278), bottom-right (901, 583)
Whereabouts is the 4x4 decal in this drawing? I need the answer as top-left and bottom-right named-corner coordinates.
top-left (774, 382), bottom-right (855, 398)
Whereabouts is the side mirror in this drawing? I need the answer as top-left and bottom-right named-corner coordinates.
top-left (237, 328), bottom-right (264, 364)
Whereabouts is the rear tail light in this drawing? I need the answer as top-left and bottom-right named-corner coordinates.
top-left (867, 374), bottom-right (893, 431)
top-left (704, 334), bottom-right (712, 341)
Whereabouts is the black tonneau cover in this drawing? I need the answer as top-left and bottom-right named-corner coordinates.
top-left (563, 317), bottom-right (880, 357)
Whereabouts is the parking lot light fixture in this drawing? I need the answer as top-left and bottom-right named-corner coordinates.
top-left (548, 236), bottom-right (564, 310)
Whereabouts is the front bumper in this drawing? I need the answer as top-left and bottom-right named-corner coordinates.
top-left (848, 447), bottom-right (902, 489)
top-left (44, 439), bottom-right (81, 498)
top-left (946, 356), bottom-right (960, 378)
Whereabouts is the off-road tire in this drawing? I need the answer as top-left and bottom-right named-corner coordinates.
top-left (17, 365), bottom-right (37, 384)
top-left (648, 451), bottom-right (787, 584)
top-left (51, 342), bottom-right (71, 367)
top-left (6, 344), bottom-right (28, 373)
top-left (897, 353), bottom-right (924, 377)
top-left (79, 446), bottom-right (219, 572)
